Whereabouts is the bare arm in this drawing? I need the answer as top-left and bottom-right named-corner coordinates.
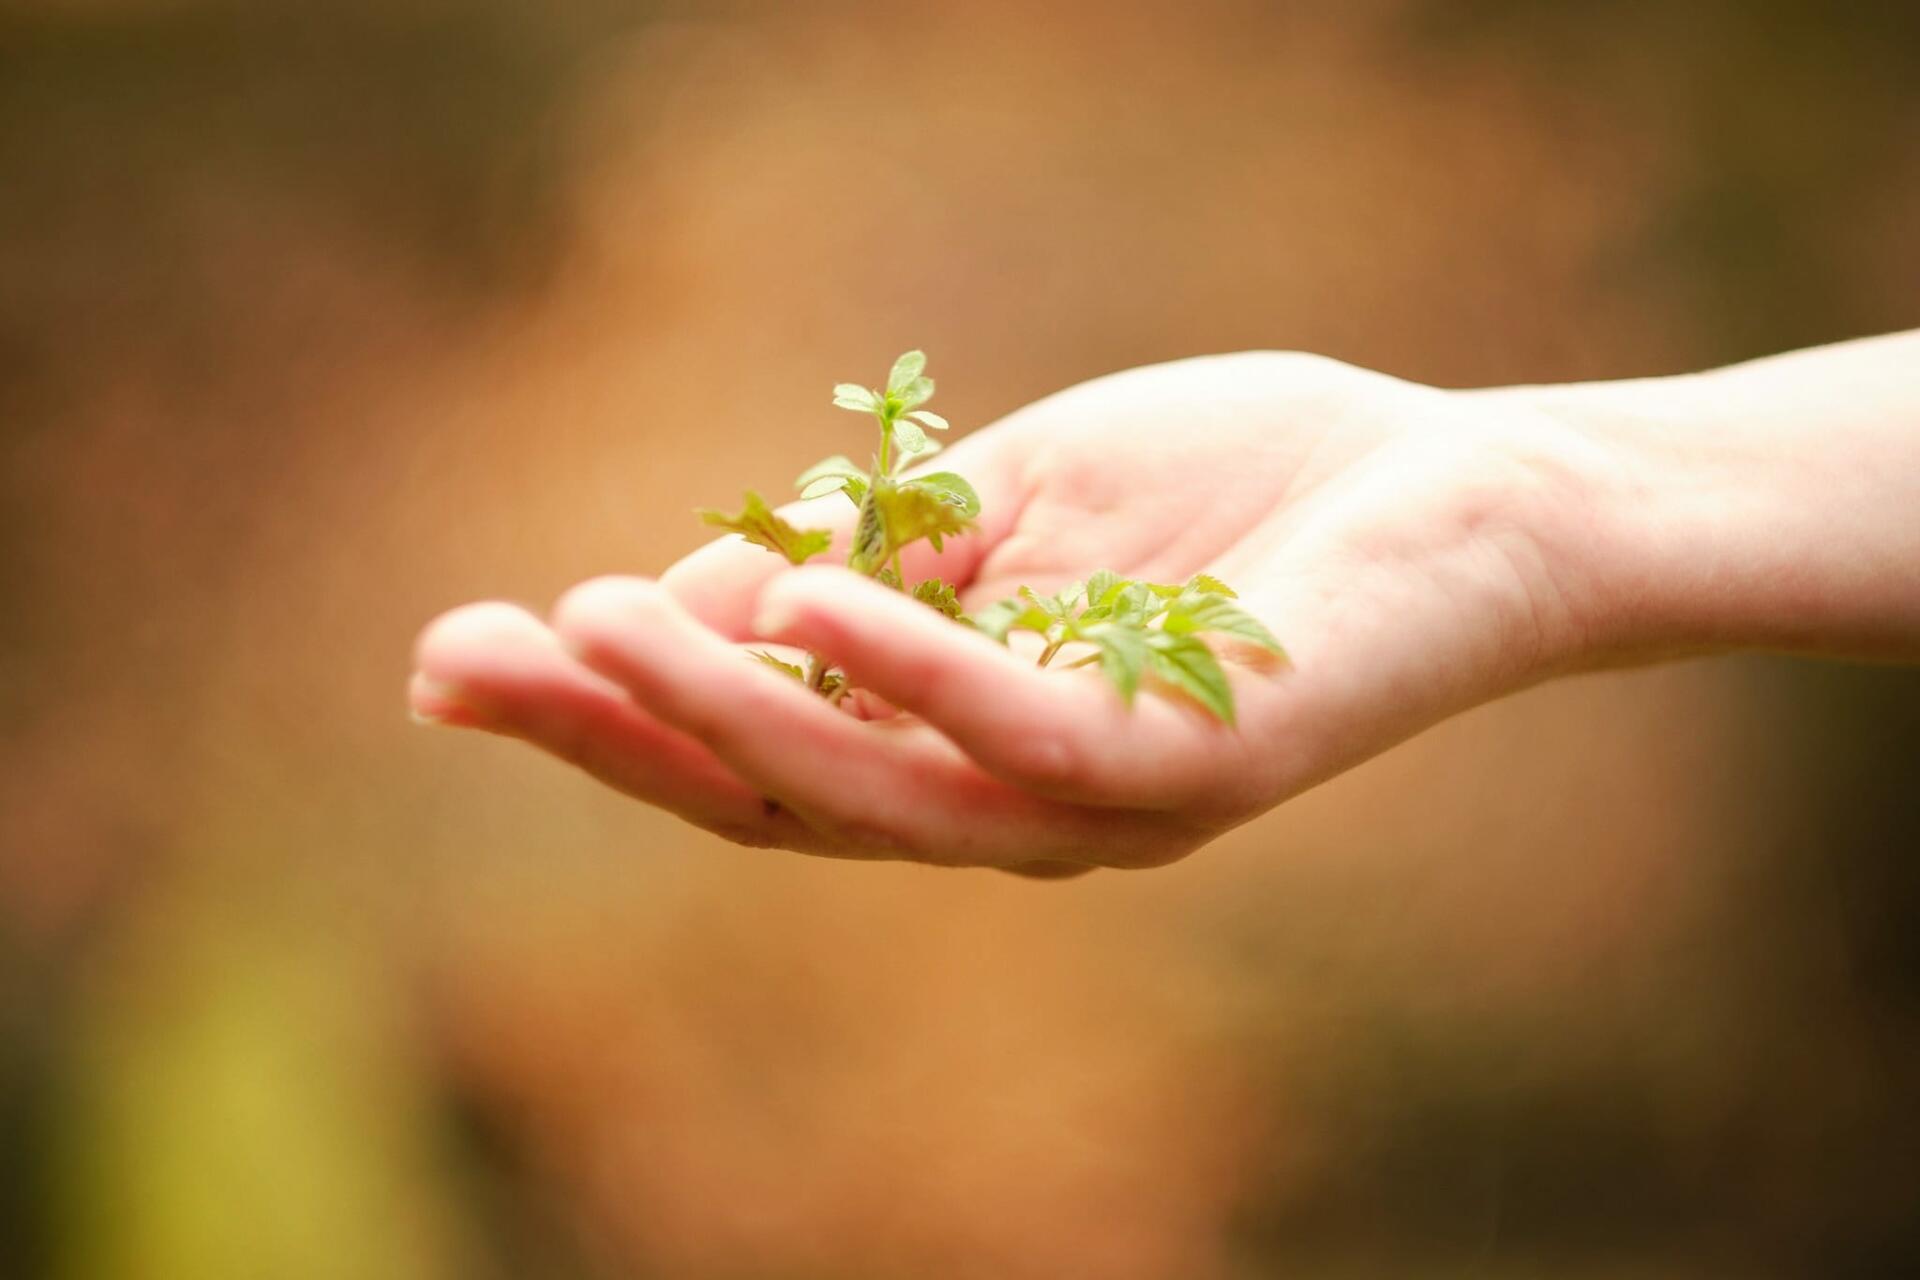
top-left (1513, 330), bottom-right (1920, 662)
top-left (411, 332), bottom-right (1920, 872)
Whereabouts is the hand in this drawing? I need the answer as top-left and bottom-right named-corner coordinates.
top-left (411, 352), bottom-right (1620, 874)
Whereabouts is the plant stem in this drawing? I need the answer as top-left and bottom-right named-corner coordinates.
top-left (804, 407), bottom-right (904, 698)
top-left (1036, 637), bottom-right (1068, 667)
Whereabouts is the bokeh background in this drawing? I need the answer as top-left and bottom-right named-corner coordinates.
top-left (5, 1), bottom-right (1920, 1276)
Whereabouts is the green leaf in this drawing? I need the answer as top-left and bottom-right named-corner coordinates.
top-left (898, 375), bottom-right (935, 410)
top-left (833, 383), bottom-right (879, 413)
top-left (871, 478), bottom-right (977, 554)
top-left (1083, 623), bottom-right (1150, 705)
top-left (1102, 581), bottom-right (1157, 625)
top-left (876, 565), bottom-right (903, 590)
top-left (972, 598), bottom-right (1054, 644)
top-left (903, 471), bottom-right (980, 518)
top-left (908, 410), bottom-right (950, 432)
top-left (795, 454), bottom-right (870, 503)
top-left (887, 350), bottom-right (927, 396)
top-left (1019, 585), bottom-right (1067, 622)
top-left (1188, 572), bottom-right (1237, 598)
top-left (1162, 595), bottom-right (1284, 654)
top-left (751, 650), bottom-right (842, 697)
top-left (1084, 570), bottom-right (1123, 608)
top-left (748, 650), bottom-right (806, 681)
top-left (848, 482), bottom-right (889, 574)
top-left (911, 578), bottom-right (965, 620)
top-left (891, 415), bottom-right (930, 457)
top-left (1145, 632), bottom-right (1236, 723)
top-left (698, 491), bottom-right (832, 565)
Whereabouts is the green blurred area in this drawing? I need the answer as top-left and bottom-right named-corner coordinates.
top-left (3, 1), bottom-right (1918, 1276)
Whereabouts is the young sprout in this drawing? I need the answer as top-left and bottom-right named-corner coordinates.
top-left (696, 351), bottom-right (1284, 720)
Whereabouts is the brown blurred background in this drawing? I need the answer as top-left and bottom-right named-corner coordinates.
top-left (4, 1), bottom-right (1919, 1276)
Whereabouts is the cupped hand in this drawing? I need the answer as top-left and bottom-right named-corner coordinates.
top-left (411, 352), bottom-right (1615, 874)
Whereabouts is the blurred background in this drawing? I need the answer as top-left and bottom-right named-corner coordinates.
top-left (4, 1), bottom-right (1919, 1275)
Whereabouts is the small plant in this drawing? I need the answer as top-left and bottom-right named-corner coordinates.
top-left (696, 351), bottom-right (1284, 721)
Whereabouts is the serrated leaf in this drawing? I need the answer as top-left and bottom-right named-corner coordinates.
top-left (1083, 623), bottom-right (1150, 705)
top-left (1188, 572), bottom-right (1237, 598)
top-left (1105, 581), bottom-right (1157, 624)
top-left (1145, 581), bottom-right (1186, 599)
top-left (903, 471), bottom-right (980, 518)
top-left (911, 578), bottom-right (965, 620)
top-left (972, 598), bottom-right (1055, 644)
top-left (1084, 570), bottom-right (1123, 608)
top-left (873, 479), bottom-right (976, 554)
top-left (887, 350), bottom-right (927, 396)
top-left (908, 410), bottom-right (950, 431)
top-left (1145, 632), bottom-right (1236, 723)
top-left (748, 650), bottom-right (806, 681)
top-left (892, 415), bottom-right (930, 457)
top-left (876, 565), bottom-right (902, 590)
top-left (1019, 585), bottom-right (1067, 621)
top-left (1162, 595), bottom-right (1284, 654)
top-left (698, 491), bottom-right (833, 565)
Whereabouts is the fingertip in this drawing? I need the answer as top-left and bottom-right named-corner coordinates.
top-left (407, 670), bottom-right (483, 728)
top-left (550, 575), bottom-right (670, 652)
top-left (751, 565), bottom-right (871, 639)
top-left (413, 600), bottom-right (554, 680)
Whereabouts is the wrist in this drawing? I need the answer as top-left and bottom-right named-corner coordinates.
top-left (1505, 339), bottom-right (1920, 664)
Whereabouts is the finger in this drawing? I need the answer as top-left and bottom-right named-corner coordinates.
top-left (551, 576), bottom-right (1195, 867)
top-left (411, 601), bottom-right (820, 852)
top-left (752, 567), bottom-right (1255, 811)
top-left (999, 860), bottom-right (1099, 880)
top-left (660, 492), bottom-right (858, 639)
top-left (661, 434), bottom-right (1025, 640)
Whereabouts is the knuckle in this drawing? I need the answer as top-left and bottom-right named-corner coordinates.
top-left (1004, 725), bottom-right (1094, 792)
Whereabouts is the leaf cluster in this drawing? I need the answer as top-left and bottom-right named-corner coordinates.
top-left (698, 352), bottom-right (977, 698)
top-left (972, 572), bottom-right (1284, 723)
top-left (697, 349), bottom-right (1285, 723)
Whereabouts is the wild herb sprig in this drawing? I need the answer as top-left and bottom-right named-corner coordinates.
top-left (698, 350), bottom-right (977, 696)
top-left (970, 572), bottom-right (1281, 724)
top-left (696, 350), bottom-right (1284, 720)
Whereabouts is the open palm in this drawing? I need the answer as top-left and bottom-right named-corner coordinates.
top-left (412, 353), bottom-right (1603, 874)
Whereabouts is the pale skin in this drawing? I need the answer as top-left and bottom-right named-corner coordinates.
top-left (410, 331), bottom-right (1920, 877)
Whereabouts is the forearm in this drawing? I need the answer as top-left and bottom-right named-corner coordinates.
top-left (1517, 332), bottom-right (1920, 663)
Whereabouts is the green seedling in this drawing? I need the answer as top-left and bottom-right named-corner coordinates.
top-left (696, 350), bottom-right (1284, 720)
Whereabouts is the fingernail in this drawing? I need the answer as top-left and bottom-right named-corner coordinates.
top-left (752, 596), bottom-right (801, 637)
top-left (409, 676), bottom-right (482, 728)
